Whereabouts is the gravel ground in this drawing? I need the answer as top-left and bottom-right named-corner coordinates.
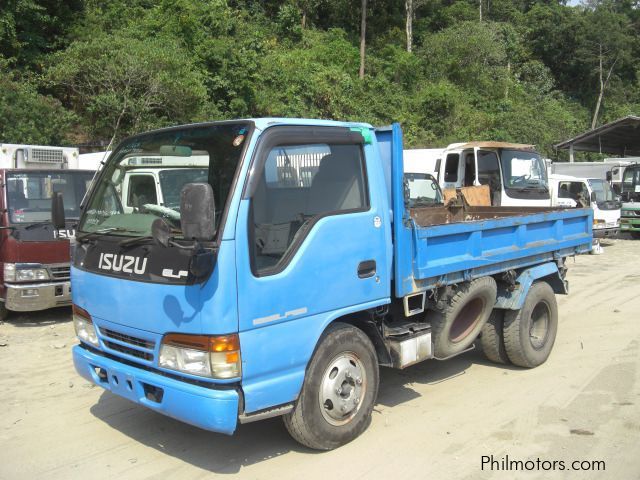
top-left (1, 238), bottom-right (639, 479)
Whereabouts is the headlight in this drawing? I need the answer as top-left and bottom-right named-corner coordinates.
top-left (3, 263), bottom-right (49, 282)
top-left (73, 305), bottom-right (99, 347)
top-left (159, 333), bottom-right (241, 379)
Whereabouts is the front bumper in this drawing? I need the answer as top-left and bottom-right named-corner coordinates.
top-left (621, 216), bottom-right (640, 232)
top-left (73, 345), bottom-right (240, 435)
top-left (593, 227), bottom-right (619, 239)
top-left (4, 281), bottom-right (71, 312)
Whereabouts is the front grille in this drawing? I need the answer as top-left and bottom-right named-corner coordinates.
top-left (49, 265), bottom-right (70, 280)
top-left (100, 328), bottom-right (155, 349)
top-left (104, 340), bottom-right (153, 361)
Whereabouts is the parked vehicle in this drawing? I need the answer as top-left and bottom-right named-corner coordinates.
top-left (69, 120), bottom-right (592, 450)
top-left (549, 174), bottom-right (620, 239)
top-left (404, 142), bottom-right (550, 207)
top-left (551, 159), bottom-right (638, 194)
top-left (620, 163), bottom-right (640, 238)
top-left (0, 144), bottom-right (96, 319)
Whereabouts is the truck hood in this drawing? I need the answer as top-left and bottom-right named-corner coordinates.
top-left (71, 266), bottom-right (206, 335)
top-left (0, 230), bottom-right (71, 265)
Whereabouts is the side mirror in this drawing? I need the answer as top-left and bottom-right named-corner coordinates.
top-left (605, 171), bottom-right (612, 182)
top-left (51, 192), bottom-right (66, 229)
top-left (590, 191), bottom-right (597, 203)
top-left (180, 183), bottom-right (215, 241)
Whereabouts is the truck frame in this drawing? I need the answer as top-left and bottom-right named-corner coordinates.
top-left (70, 120), bottom-right (592, 450)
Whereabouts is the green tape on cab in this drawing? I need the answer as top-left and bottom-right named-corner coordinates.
top-left (350, 127), bottom-right (373, 145)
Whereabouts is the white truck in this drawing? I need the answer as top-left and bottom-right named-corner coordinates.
top-left (549, 173), bottom-right (620, 239)
top-left (551, 159), bottom-right (640, 194)
top-left (404, 142), bottom-right (550, 207)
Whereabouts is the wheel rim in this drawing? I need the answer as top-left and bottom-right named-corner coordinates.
top-left (449, 297), bottom-right (485, 343)
top-left (318, 352), bottom-right (367, 426)
top-left (529, 301), bottom-right (550, 350)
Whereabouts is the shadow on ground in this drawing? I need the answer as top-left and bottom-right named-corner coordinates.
top-left (89, 345), bottom-right (518, 473)
top-left (5, 306), bottom-right (71, 327)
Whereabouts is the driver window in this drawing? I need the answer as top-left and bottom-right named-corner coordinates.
top-left (127, 175), bottom-right (158, 209)
top-left (250, 143), bottom-right (368, 275)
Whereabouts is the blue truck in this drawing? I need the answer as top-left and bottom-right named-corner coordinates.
top-left (68, 119), bottom-right (592, 450)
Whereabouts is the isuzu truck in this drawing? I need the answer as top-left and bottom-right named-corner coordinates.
top-left (69, 119), bottom-right (592, 450)
top-left (0, 144), bottom-right (95, 319)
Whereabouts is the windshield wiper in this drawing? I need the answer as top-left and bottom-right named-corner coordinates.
top-left (77, 227), bottom-right (143, 243)
top-left (119, 236), bottom-right (155, 249)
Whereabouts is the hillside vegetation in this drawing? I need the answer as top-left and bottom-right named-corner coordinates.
top-left (1, 0), bottom-right (639, 156)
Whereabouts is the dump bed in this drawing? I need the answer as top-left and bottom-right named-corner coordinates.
top-left (375, 124), bottom-right (593, 298)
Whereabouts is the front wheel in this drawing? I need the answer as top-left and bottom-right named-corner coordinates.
top-left (283, 322), bottom-right (379, 450)
top-left (630, 231), bottom-right (640, 240)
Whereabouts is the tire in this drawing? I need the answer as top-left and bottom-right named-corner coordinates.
top-left (479, 309), bottom-right (510, 364)
top-left (283, 322), bottom-right (379, 450)
top-left (503, 281), bottom-right (558, 368)
top-left (431, 277), bottom-right (497, 358)
top-left (631, 231), bottom-right (640, 240)
top-left (0, 302), bottom-right (9, 321)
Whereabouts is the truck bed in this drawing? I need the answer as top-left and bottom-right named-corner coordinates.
top-left (399, 206), bottom-right (592, 295)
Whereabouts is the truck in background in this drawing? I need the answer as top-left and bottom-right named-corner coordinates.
top-left (0, 144), bottom-right (96, 319)
top-left (620, 163), bottom-right (640, 238)
top-left (404, 142), bottom-right (550, 207)
top-left (549, 173), bottom-right (620, 239)
top-left (69, 120), bottom-right (591, 450)
top-left (551, 159), bottom-right (638, 194)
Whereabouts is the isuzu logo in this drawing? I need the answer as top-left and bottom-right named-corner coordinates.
top-left (98, 253), bottom-right (148, 275)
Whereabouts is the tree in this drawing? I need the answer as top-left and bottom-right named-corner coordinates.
top-left (405, 0), bottom-right (427, 52)
top-left (46, 33), bottom-right (210, 145)
top-left (359, 0), bottom-right (367, 79)
top-left (0, 58), bottom-right (75, 144)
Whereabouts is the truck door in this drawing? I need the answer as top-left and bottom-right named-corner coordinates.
top-left (122, 173), bottom-right (158, 213)
top-left (234, 126), bottom-right (389, 411)
top-left (476, 149), bottom-right (502, 205)
top-left (442, 152), bottom-right (461, 189)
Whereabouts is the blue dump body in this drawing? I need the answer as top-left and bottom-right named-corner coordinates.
top-left (71, 119), bottom-right (592, 438)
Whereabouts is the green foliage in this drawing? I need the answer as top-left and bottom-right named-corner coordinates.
top-left (0, 58), bottom-right (75, 144)
top-left (0, 0), bottom-right (637, 157)
top-left (46, 33), bottom-right (210, 142)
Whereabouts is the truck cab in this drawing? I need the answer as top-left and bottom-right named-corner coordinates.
top-left (0, 144), bottom-right (95, 319)
top-left (620, 164), bottom-right (640, 238)
top-left (404, 142), bottom-right (550, 207)
top-left (549, 173), bottom-right (620, 238)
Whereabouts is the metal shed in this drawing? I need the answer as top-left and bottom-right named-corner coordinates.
top-left (555, 115), bottom-right (640, 161)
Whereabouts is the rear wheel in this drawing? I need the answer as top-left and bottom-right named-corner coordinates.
top-left (503, 282), bottom-right (558, 368)
top-left (479, 309), bottom-right (510, 364)
top-left (431, 277), bottom-right (497, 358)
top-left (283, 322), bottom-right (379, 450)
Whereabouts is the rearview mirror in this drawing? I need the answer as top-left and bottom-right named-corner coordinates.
top-left (180, 183), bottom-right (215, 241)
top-left (51, 192), bottom-right (66, 229)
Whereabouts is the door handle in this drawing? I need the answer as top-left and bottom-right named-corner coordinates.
top-left (357, 260), bottom-right (376, 279)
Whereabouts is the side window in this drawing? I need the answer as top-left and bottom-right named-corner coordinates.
top-left (127, 175), bottom-right (157, 208)
top-left (444, 154), bottom-right (459, 182)
top-left (250, 143), bottom-right (368, 275)
top-left (477, 151), bottom-right (501, 189)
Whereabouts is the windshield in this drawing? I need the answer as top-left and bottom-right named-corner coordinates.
top-left (587, 179), bottom-right (615, 202)
top-left (500, 150), bottom-right (548, 190)
top-left (78, 122), bottom-right (251, 238)
top-left (405, 172), bottom-right (443, 207)
top-left (622, 167), bottom-right (640, 192)
top-left (6, 171), bottom-right (94, 224)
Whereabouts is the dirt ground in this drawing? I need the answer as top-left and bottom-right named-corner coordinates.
top-left (1, 238), bottom-right (639, 480)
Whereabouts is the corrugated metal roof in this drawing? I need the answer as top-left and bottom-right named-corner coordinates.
top-left (555, 116), bottom-right (640, 156)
